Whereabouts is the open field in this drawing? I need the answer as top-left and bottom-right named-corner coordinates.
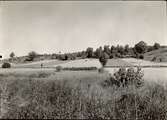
top-left (105, 59), bottom-right (132, 67)
top-left (1, 59), bottom-right (102, 69)
top-left (11, 59), bottom-right (69, 68)
top-left (122, 58), bottom-right (167, 67)
top-left (54, 59), bottom-right (102, 68)
top-left (104, 58), bottom-right (167, 84)
top-left (0, 69), bottom-right (166, 119)
top-left (144, 48), bottom-right (167, 62)
top-left (2, 57), bottom-right (167, 69)
top-left (1, 57), bottom-right (167, 84)
top-left (0, 58), bottom-right (167, 119)
top-left (105, 67), bottom-right (167, 85)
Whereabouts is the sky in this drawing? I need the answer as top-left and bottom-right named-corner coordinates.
top-left (0, 1), bottom-right (166, 58)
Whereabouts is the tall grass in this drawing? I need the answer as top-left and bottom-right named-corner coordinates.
top-left (0, 70), bottom-right (166, 119)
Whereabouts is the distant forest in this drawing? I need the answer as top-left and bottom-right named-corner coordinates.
top-left (4, 41), bottom-right (165, 63)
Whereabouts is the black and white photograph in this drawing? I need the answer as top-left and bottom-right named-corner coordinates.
top-left (0, 1), bottom-right (167, 119)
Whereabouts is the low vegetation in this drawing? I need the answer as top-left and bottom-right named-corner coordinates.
top-left (63, 67), bottom-right (97, 71)
top-left (1, 62), bottom-right (11, 68)
top-left (55, 65), bottom-right (63, 72)
top-left (102, 67), bottom-right (144, 88)
top-left (0, 68), bottom-right (166, 119)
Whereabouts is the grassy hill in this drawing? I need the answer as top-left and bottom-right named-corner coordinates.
top-left (144, 48), bottom-right (167, 62)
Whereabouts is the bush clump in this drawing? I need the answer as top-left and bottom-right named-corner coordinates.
top-left (2, 62), bottom-right (11, 68)
top-left (139, 54), bottom-right (144, 59)
top-left (103, 67), bottom-right (144, 88)
top-left (98, 67), bottom-right (105, 73)
top-left (55, 66), bottom-right (63, 72)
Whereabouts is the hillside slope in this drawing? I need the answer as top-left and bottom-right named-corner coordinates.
top-left (144, 48), bottom-right (167, 62)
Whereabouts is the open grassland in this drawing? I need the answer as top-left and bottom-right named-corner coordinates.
top-left (105, 59), bottom-right (132, 67)
top-left (10, 59), bottom-right (69, 68)
top-left (1, 59), bottom-right (102, 69)
top-left (144, 48), bottom-right (167, 62)
top-left (0, 69), bottom-right (166, 119)
top-left (122, 58), bottom-right (167, 67)
top-left (105, 58), bottom-right (167, 83)
top-left (105, 58), bottom-right (167, 68)
top-left (54, 59), bottom-right (102, 68)
top-left (1, 58), bottom-right (167, 69)
top-left (105, 67), bottom-right (167, 84)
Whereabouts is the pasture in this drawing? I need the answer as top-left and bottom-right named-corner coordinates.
top-left (0, 58), bottom-right (167, 119)
top-left (11, 59), bottom-right (69, 68)
top-left (105, 58), bottom-right (167, 84)
top-left (0, 67), bottom-right (166, 119)
top-left (54, 59), bottom-right (102, 68)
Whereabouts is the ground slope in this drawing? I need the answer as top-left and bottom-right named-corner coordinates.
top-left (144, 48), bottom-right (167, 62)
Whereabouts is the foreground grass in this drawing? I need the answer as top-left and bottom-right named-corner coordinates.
top-left (0, 70), bottom-right (166, 119)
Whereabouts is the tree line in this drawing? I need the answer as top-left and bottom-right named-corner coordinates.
top-left (51, 41), bottom-right (161, 61)
top-left (9, 41), bottom-right (161, 62)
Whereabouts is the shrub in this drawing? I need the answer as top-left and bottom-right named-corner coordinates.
top-left (55, 66), bottom-right (63, 72)
top-left (28, 51), bottom-right (38, 61)
top-left (152, 56), bottom-right (156, 62)
top-left (98, 67), bottom-right (104, 73)
top-left (139, 54), bottom-right (144, 59)
top-left (38, 72), bottom-right (51, 78)
top-left (2, 62), bottom-right (11, 68)
top-left (103, 67), bottom-right (144, 88)
top-left (99, 53), bottom-right (108, 67)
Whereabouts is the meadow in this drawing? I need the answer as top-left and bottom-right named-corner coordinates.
top-left (0, 69), bottom-right (166, 119)
top-left (0, 58), bottom-right (167, 119)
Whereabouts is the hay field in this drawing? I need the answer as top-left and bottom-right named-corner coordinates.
top-left (10, 59), bottom-right (69, 68)
top-left (54, 59), bottom-right (102, 68)
top-left (122, 58), bottom-right (167, 66)
top-left (105, 59), bottom-right (132, 67)
top-left (104, 58), bottom-right (167, 84)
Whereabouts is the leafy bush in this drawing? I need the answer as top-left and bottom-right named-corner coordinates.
top-left (139, 54), bottom-right (144, 59)
top-left (28, 51), bottom-right (38, 61)
top-left (103, 67), bottom-right (144, 88)
top-left (55, 66), bottom-right (63, 72)
top-left (99, 53), bottom-right (108, 67)
top-left (151, 56), bottom-right (156, 62)
top-left (2, 62), bottom-right (11, 68)
top-left (98, 67), bottom-right (105, 73)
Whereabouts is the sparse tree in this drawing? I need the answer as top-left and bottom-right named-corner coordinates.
top-left (125, 44), bottom-right (130, 54)
top-left (153, 42), bottom-right (160, 50)
top-left (95, 47), bottom-right (103, 58)
top-left (134, 41), bottom-right (147, 54)
top-left (86, 47), bottom-right (93, 58)
top-left (10, 52), bottom-right (15, 58)
top-left (99, 52), bottom-right (108, 67)
top-left (104, 45), bottom-right (111, 56)
top-left (28, 51), bottom-right (38, 61)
